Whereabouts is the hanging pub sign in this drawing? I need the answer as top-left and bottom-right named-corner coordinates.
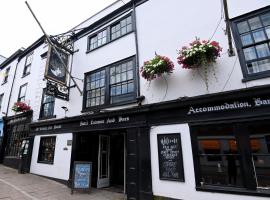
top-left (46, 79), bottom-right (69, 101)
top-left (45, 45), bottom-right (69, 85)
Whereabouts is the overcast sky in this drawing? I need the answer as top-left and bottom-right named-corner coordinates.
top-left (0, 0), bottom-right (119, 57)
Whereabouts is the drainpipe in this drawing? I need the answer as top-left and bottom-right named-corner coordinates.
top-left (132, 0), bottom-right (141, 97)
top-left (223, 0), bottom-right (235, 57)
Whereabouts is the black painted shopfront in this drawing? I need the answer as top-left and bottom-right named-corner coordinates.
top-left (0, 111), bottom-right (33, 170)
top-left (30, 84), bottom-right (270, 199)
top-left (30, 110), bottom-right (152, 200)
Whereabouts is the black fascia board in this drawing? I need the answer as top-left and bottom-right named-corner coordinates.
top-left (71, 0), bottom-right (149, 40)
top-left (18, 35), bottom-right (46, 60)
top-left (30, 83), bottom-right (270, 128)
top-left (0, 49), bottom-right (24, 70)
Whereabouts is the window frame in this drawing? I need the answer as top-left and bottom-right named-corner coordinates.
top-left (37, 136), bottom-right (56, 165)
top-left (18, 83), bottom-right (28, 103)
top-left (86, 13), bottom-right (134, 53)
top-left (231, 7), bottom-right (270, 82)
top-left (2, 67), bottom-right (10, 85)
top-left (82, 56), bottom-right (137, 112)
top-left (22, 52), bottom-right (33, 77)
top-left (190, 120), bottom-right (270, 197)
top-left (0, 93), bottom-right (4, 111)
top-left (39, 89), bottom-right (56, 120)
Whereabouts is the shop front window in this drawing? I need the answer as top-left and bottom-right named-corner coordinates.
top-left (191, 121), bottom-right (270, 195)
top-left (38, 136), bottom-right (56, 164)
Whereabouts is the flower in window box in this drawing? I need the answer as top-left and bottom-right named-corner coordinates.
top-left (177, 38), bottom-right (222, 91)
top-left (12, 102), bottom-right (31, 113)
top-left (140, 55), bottom-right (174, 81)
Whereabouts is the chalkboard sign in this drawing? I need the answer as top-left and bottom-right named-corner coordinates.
top-left (71, 161), bottom-right (92, 194)
top-left (157, 133), bottom-right (184, 181)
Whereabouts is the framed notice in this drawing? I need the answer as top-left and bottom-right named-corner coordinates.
top-left (45, 45), bottom-right (69, 85)
top-left (157, 133), bottom-right (185, 182)
top-left (71, 161), bottom-right (92, 194)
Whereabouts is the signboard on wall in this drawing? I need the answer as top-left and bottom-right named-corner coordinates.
top-left (45, 45), bottom-right (69, 85)
top-left (46, 79), bottom-right (69, 101)
top-left (157, 133), bottom-right (185, 182)
top-left (71, 161), bottom-right (92, 194)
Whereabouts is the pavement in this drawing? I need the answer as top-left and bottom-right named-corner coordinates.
top-left (0, 165), bottom-right (125, 200)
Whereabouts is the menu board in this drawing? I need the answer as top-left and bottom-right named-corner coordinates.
top-left (71, 161), bottom-right (92, 194)
top-left (157, 133), bottom-right (184, 181)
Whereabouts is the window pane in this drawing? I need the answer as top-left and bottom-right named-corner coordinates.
top-left (121, 27), bottom-right (127, 35)
top-left (122, 83), bottom-right (127, 94)
top-left (252, 29), bottom-right (266, 42)
top-left (196, 126), bottom-right (243, 188)
top-left (248, 17), bottom-right (262, 30)
top-left (127, 70), bottom-right (133, 80)
top-left (256, 43), bottom-right (270, 58)
top-left (243, 47), bottom-right (257, 61)
top-left (247, 59), bottom-right (270, 74)
top-left (127, 24), bottom-right (132, 32)
top-left (241, 33), bottom-right (253, 46)
top-left (237, 21), bottom-right (250, 33)
top-left (128, 82), bottom-right (134, 92)
top-left (265, 26), bottom-right (270, 38)
top-left (261, 12), bottom-right (270, 26)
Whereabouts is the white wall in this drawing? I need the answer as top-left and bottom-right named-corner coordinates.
top-left (150, 124), bottom-right (269, 200)
top-left (136, 0), bottom-right (270, 104)
top-left (30, 133), bottom-right (72, 181)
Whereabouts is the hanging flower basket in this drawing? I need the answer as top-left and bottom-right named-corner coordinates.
top-left (12, 102), bottom-right (31, 113)
top-left (140, 55), bottom-right (174, 81)
top-left (177, 39), bottom-right (222, 69)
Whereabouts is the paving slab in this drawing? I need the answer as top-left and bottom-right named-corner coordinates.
top-left (0, 165), bottom-right (125, 200)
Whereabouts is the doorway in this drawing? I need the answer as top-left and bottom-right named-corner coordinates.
top-left (75, 131), bottom-right (125, 192)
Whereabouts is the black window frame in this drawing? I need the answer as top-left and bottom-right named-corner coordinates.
top-left (18, 83), bottom-right (28, 103)
top-left (190, 119), bottom-right (270, 197)
top-left (39, 89), bottom-right (56, 120)
top-left (82, 56), bottom-right (137, 112)
top-left (0, 93), bottom-right (4, 111)
top-left (86, 13), bottom-right (134, 53)
top-left (37, 136), bottom-right (56, 164)
top-left (2, 67), bottom-right (10, 85)
top-left (23, 52), bottom-right (33, 77)
top-left (87, 28), bottom-right (109, 51)
top-left (231, 6), bottom-right (270, 82)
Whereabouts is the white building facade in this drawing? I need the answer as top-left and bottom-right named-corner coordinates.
top-left (1, 0), bottom-right (270, 199)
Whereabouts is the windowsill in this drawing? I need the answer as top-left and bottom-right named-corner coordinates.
top-left (242, 72), bottom-right (270, 82)
top-left (1, 81), bottom-right (7, 86)
top-left (37, 161), bottom-right (54, 165)
top-left (38, 115), bottom-right (56, 121)
top-left (196, 185), bottom-right (270, 197)
top-left (81, 99), bottom-right (137, 113)
top-left (21, 72), bottom-right (30, 78)
top-left (85, 30), bottom-right (134, 54)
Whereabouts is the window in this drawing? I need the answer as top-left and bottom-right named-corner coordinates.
top-left (111, 15), bottom-right (132, 40)
top-left (39, 90), bottom-right (55, 119)
top-left (84, 57), bottom-right (136, 110)
top-left (87, 14), bottom-right (133, 51)
top-left (23, 52), bottom-right (33, 76)
top-left (0, 93), bottom-right (4, 110)
top-left (88, 29), bottom-right (107, 50)
top-left (231, 8), bottom-right (270, 80)
top-left (18, 83), bottom-right (27, 102)
top-left (2, 67), bottom-right (10, 84)
top-left (5, 123), bottom-right (30, 157)
top-left (191, 120), bottom-right (270, 195)
top-left (38, 136), bottom-right (56, 164)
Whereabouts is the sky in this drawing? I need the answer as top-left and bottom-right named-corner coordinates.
top-left (0, 0), bottom-right (119, 58)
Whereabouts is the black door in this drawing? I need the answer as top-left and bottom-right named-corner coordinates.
top-left (18, 137), bottom-right (34, 173)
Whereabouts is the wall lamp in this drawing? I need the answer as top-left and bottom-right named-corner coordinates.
top-left (61, 106), bottom-right (68, 118)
